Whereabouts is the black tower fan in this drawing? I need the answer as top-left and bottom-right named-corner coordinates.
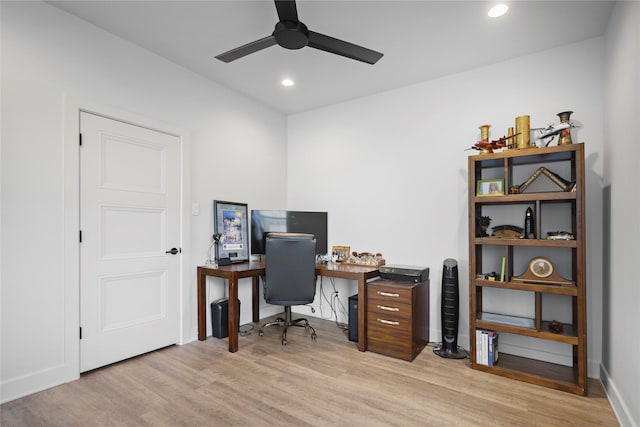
top-left (434, 258), bottom-right (468, 359)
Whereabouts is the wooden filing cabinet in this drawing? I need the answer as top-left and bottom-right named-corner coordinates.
top-left (366, 279), bottom-right (429, 361)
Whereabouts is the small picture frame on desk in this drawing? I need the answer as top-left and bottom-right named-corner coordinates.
top-left (477, 179), bottom-right (505, 197)
top-left (213, 200), bottom-right (249, 264)
top-left (331, 246), bottom-right (350, 262)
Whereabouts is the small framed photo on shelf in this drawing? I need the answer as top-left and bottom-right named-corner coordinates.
top-left (477, 179), bottom-right (505, 196)
top-left (213, 200), bottom-right (249, 263)
top-left (331, 246), bottom-right (350, 262)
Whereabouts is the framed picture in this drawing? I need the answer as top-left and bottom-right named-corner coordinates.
top-left (477, 179), bottom-right (505, 196)
top-left (331, 246), bottom-right (350, 262)
top-left (213, 200), bottom-right (249, 263)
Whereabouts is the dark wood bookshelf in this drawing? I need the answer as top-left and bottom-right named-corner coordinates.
top-left (468, 143), bottom-right (587, 395)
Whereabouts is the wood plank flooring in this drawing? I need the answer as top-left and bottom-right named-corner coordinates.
top-left (1, 316), bottom-right (618, 426)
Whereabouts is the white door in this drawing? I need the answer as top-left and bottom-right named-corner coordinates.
top-left (80, 112), bottom-right (181, 372)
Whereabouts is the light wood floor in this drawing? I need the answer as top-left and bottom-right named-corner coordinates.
top-left (1, 316), bottom-right (618, 426)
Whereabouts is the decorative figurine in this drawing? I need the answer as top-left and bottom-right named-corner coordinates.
top-left (466, 133), bottom-right (519, 154)
top-left (491, 225), bottom-right (524, 239)
top-left (345, 251), bottom-right (385, 266)
top-left (476, 216), bottom-right (491, 237)
top-left (532, 111), bottom-right (578, 147)
top-left (524, 207), bottom-right (535, 239)
top-left (511, 166), bottom-right (576, 194)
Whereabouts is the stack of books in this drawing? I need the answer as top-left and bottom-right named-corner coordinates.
top-left (475, 329), bottom-right (499, 366)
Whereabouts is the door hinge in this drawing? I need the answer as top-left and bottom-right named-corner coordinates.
top-left (79, 327), bottom-right (82, 339)
top-left (79, 230), bottom-right (82, 243)
top-left (79, 133), bottom-right (82, 146)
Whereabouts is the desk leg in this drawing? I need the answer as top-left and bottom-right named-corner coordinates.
top-left (357, 277), bottom-right (367, 352)
top-left (227, 272), bottom-right (239, 353)
top-left (252, 276), bottom-right (260, 323)
top-left (197, 268), bottom-right (207, 341)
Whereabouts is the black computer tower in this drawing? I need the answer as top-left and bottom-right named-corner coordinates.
top-left (348, 294), bottom-right (358, 342)
top-left (210, 298), bottom-right (240, 339)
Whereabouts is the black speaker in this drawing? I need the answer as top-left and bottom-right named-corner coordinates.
top-left (210, 298), bottom-right (240, 339)
top-left (348, 294), bottom-right (358, 342)
top-left (434, 258), bottom-right (468, 359)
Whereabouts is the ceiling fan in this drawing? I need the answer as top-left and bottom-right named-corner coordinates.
top-left (215, 0), bottom-right (383, 65)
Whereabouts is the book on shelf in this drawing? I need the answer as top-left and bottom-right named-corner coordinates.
top-left (475, 330), bottom-right (483, 365)
top-left (475, 329), bottom-right (499, 366)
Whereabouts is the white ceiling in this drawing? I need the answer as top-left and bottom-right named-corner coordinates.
top-left (48, 0), bottom-right (614, 115)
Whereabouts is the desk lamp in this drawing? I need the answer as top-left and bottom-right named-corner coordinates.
top-left (206, 233), bottom-right (224, 267)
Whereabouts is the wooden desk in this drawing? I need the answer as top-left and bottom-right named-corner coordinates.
top-left (197, 262), bottom-right (379, 352)
top-left (315, 263), bottom-right (380, 352)
top-left (197, 262), bottom-right (263, 353)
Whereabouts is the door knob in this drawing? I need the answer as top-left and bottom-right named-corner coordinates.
top-left (165, 248), bottom-right (181, 255)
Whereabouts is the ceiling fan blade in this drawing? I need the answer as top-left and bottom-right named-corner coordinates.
top-left (215, 35), bottom-right (277, 63)
top-left (274, 0), bottom-right (299, 22)
top-left (308, 31), bottom-right (383, 65)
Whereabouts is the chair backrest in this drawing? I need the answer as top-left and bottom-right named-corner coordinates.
top-left (264, 232), bottom-right (317, 306)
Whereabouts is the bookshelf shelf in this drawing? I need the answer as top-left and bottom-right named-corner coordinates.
top-left (474, 237), bottom-right (577, 248)
top-left (468, 143), bottom-right (587, 395)
top-left (475, 279), bottom-right (578, 295)
top-left (474, 191), bottom-right (576, 204)
top-left (473, 354), bottom-right (581, 394)
top-left (476, 315), bottom-right (578, 345)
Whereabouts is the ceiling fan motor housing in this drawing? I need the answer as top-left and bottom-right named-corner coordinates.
top-left (274, 21), bottom-right (309, 49)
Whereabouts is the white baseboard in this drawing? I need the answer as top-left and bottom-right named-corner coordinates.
top-left (600, 364), bottom-right (636, 427)
top-left (1, 364), bottom-right (78, 404)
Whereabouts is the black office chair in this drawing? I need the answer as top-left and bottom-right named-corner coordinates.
top-left (259, 232), bottom-right (318, 345)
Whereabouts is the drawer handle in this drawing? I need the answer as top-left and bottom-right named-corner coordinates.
top-left (377, 304), bottom-right (399, 312)
top-left (377, 291), bottom-right (399, 297)
top-left (377, 318), bottom-right (400, 326)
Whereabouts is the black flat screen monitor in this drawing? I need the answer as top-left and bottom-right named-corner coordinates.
top-left (251, 210), bottom-right (328, 255)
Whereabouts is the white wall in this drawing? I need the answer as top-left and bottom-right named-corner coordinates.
top-left (602, 2), bottom-right (640, 426)
top-left (1, 1), bottom-right (287, 402)
top-left (288, 38), bottom-right (605, 374)
top-left (2, 2), bottom-right (636, 421)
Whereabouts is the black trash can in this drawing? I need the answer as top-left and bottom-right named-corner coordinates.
top-left (210, 298), bottom-right (241, 339)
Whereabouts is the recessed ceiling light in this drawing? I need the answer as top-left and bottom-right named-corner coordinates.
top-left (281, 78), bottom-right (295, 87)
top-left (488, 4), bottom-right (509, 18)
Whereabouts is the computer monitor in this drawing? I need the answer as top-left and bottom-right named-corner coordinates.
top-left (251, 210), bottom-right (328, 255)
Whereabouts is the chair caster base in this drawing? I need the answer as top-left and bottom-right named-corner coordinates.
top-left (259, 307), bottom-right (317, 345)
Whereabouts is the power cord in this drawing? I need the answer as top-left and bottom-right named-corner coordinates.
top-left (318, 276), bottom-right (349, 333)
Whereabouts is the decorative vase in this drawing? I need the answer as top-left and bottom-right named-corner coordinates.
top-left (557, 111), bottom-right (573, 145)
top-left (515, 115), bottom-right (530, 148)
top-left (507, 127), bottom-right (515, 149)
top-left (478, 124), bottom-right (491, 154)
top-left (479, 124), bottom-right (491, 141)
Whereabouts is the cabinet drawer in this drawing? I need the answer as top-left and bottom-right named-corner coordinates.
top-left (368, 316), bottom-right (412, 337)
top-left (367, 299), bottom-right (411, 321)
top-left (367, 281), bottom-right (414, 305)
top-left (367, 337), bottom-right (412, 360)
